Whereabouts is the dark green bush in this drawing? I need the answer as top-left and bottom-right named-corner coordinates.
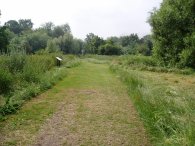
top-left (0, 69), bottom-right (13, 94)
top-left (99, 44), bottom-right (122, 55)
top-left (7, 54), bottom-right (26, 73)
top-left (124, 55), bottom-right (157, 66)
top-left (0, 102), bottom-right (21, 116)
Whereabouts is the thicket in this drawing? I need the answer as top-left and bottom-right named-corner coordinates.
top-left (0, 54), bottom-right (80, 120)
top-left (84, 33), bottom-right (153, 56)
top-left (149, 0), bottom-right (195, 68)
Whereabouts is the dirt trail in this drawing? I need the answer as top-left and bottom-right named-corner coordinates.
top-left (1, 61), bottom-right (150, 146)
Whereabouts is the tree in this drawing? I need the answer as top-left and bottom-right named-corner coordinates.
top-left (5, 20), bottom-right (21, 34)
top-left (53, 26), bottom-right (64, 38)
top-left (5, 19), bottom-right (33, 34)
top-left (58, 33), bottom-right (74, 53)
top-left (61, 24), bottom-right (71, 34)
top-left (41, 22), bottom-right (54, 37)
top-left (8, 36), bottom-right (30, 54)
top-left (149, 0), bottom-right (195, 67)
top-left (72, 38), bottom-right (84, 54)
top-left (26, 31), bottom-right (50, 53)
top-left (18, 19), bottom-right (33, 31)
top-left (85, 33), bottom-right (104, 54)
top-left (120, 34), bottom-right (139, 47)
top-left (0, 26), bottom-right (9, 53)
top-left (136, 35), bottom-right (153, 56)
top-left (99, 43), bottom-right (122, 55)
top-left (0, 12), bottom-right (9, 53)
top-left (52, 24), bottom-right (71, 38)
top-left (46, 38), bottom-right (60, 53)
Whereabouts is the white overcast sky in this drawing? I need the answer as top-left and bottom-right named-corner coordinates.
top-left (0, 0), bottom-right (162, 39)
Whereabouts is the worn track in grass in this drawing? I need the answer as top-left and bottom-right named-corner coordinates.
top-left (0, 61), bottom-right (150, 146)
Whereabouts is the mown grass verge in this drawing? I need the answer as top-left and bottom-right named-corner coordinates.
top-left (110, 63), bottom-right (195, 146)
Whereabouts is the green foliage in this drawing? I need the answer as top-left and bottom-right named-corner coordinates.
top-left (18, 19), bottom-right (33, 32)
top-left (107, 34), bottom-right (153, 56)
top-left (7, 54), bottom-right (26, 73)
top-left (52, 24), bottom-right (71, 38)
top-left (110, 64), bottom-right (195, 145)
top-left (0, 69), bottom-right (13, 94)
top-left (99, 43), bottom-right (122, 55)
top-left (117, 55), bottom-right (157, 67)
top-left (135, 43), bottom-right (150, 56)
top-left (26, 31), bottom-right (50, 53)
top-left (0, 54), bottom-right (80, 118)
top-left (149, 0), bottom-right (195, 68)
top-left (0, 26), bottom-right (9, 54)
top-left (114, 55), bottom-right (194, 74)
top-left (0, 102), bottom-right (21, 116)
top-left (58, 33), bottom-right (74, 53)
top-left (41, 22), bottom-right (54, 37)
top-left (46, 38), bottom-right (60, 53)
top-left (85, 33), bottom-right (105, 54)
top-left (5, 20), bottom-right (21, 34)
top-left (120, 34), bottom-right (139, 47)
top-left (22, 55), bottom-right (55, 83)
top-left (5, 19), bottom-right (33, 34)
top-left (72, 38), bottom-right (84, 54)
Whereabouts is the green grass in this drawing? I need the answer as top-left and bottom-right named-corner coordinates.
top-left (114, 55), bottom-right (195, 75)
top-left (110, 63), bottom-right (195, 146)
top-left (0, 60), bottom-right (149, 146)
top-left (1, 55), bottom-right (194, 145)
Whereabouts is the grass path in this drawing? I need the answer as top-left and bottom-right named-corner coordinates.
top-left (0, 61), bottom-right (150, 146)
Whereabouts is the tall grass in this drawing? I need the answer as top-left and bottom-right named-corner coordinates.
top-left (0, 54), bottom-right (80, 120)
top-left (115, 55), bottom-right (194, 75)
top-left (110, 64), bottom-right (195, 145)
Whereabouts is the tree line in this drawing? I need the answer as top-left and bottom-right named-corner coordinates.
top-left (0, 0), bottom-right (194, 68)
top-left (0, 16), bottom-right (152, 56)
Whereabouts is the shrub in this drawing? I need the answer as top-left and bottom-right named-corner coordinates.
top-left (22, 55), bottom-right (55, 83)
top-left (149, 0), bottom-right (195, 68)
top-left (0, 69), bottom-right (13, 94)
top-left (7, 54), bottom-right (26, 73)
top-left (99, 43), bottom-right (122, 55)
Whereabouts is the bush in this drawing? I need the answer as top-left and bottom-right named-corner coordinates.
top-left (0, 103), bottom-right (21, 118)
top-left (0, 54), bottom-right (79, 119)
top-left (22, 55), bottom-right (55, 83)
top-left (113, 55), bottom-right (194, 74)
top-left (149, 0), bottom-right (195, 68)
top-left (0, 69), bottom-right (13, 94)
top-left (123, 55), bottom-right (157, 67)
top-left (7, 54), bottom-right (26, 73)
top-left (99, 43), bottom-right (122, 55)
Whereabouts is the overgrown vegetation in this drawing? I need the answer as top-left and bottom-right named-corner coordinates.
top-left (110, 61), bottom-right (195, 145)
top-left (0, 0), bottom-right (195, 145)
top-left (149, 0), bottom-right (195, 68)
top-left (0, 54), bottom-right (80, 120)
top-left (113, 55), bottom-right (194, 75)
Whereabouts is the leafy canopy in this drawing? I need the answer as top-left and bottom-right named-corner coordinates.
top-left (149, 0), bottom-right (195, 68)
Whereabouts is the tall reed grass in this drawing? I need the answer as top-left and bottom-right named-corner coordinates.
top-left (115, 55), bottom-right (194, 75)
top-left (0, 54), bottom-right (79, 120)
top-left (110, 64), bottom-right (195, 145)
